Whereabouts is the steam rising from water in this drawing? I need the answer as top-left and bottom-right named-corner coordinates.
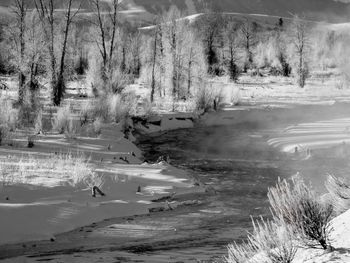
top-left (268, 118), bottom-right (350, 153)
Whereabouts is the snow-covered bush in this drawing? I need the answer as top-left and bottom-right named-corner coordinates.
top-left (226, 218), bottom-right (296, 263)
top-left (268, 177), bottom-right (333, 250)
top-left (195, 82), bottom-right (223, 112)
top-left (52, 104), bottom-right (78, 138)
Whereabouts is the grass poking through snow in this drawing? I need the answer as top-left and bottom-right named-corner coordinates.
top-left (0, 153), bottom-right (101, 188)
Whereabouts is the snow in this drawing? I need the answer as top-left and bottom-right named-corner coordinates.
top-left (0, 122), bottom-right (194, 245)
top-left (293, 209), bottom-right (350, 263)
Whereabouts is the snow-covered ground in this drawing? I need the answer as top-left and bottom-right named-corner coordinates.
top-left (293, 209), bottom-right (350, 263)
top-left (2, 73), bottom-right (350, 261)
top-left (0, 121), bottom-right (195, 245)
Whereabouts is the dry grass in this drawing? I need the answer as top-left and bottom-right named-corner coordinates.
top-left (226, 218), bottom-right (296, 263)
top-left (250, 218), bottom-right (296, 263)
top-left (0, 153), bottom-right (101, 188)
top-left (226, 241), bottom-right (255, 263)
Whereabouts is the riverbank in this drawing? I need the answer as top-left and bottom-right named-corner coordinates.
top-left (0, 117), bottom-right (203, 247)
top-left (2, 96), bottom-right (350, 262)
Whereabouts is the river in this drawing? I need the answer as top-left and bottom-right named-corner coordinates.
top-left (133, 103), bottom-right (350, 262)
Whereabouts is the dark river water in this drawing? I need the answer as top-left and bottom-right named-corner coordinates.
top-left (134, 104), bottom-right (350, 262)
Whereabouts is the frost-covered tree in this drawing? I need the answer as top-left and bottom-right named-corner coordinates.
top-left (195, 12), bottom-right (224, 75)
top-left (35, 0), bottom-right (80, 105)
top-left (225, 20), bottom-right (240, 81)
top-left (12, 0), bottom-right (27, 105)
top-left (240, 18), bottom-right (256, 72)
top-left (289, 15), bottom-right (310, 88)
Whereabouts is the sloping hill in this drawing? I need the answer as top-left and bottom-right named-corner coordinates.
top-left (0, 0), bottom-right (349, 23)
top-left (130, 0), bottom-right (350, 23)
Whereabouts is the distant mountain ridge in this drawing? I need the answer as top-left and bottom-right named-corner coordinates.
top-left (0, 0), bottom-right (349, 23)
top-left (131, 0), bottom-right (350, 23)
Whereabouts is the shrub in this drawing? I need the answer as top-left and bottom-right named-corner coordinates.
top-left (141, 99), bottom-right (158, 117)
top-left (79, 102), bottom-right (91, 126)
top-left (228, 61), bottom-right (240, 82)
top-left (109, 69), bottom-right (134, 94)
top-left (87, 93), bottom-right (137, 123)
top-left (268, 177), bottom-right (333, 250)
top-left (93, 117), bottom-right (103, 135)
top-left (65, 119), bottom-right (79, 139)
top-left (52, 104), bottom-right (74, 134)
top-left (34, 108), bottom-right (43, 134)
top-left (86, 48), bottom-right (104, 97)
top-left (0, 99), bottom-right (17, 145)
top-left (74, 54), bottom-right (89, 75)
top-left (195, 82), bottom-right (223, 112)
top-left (325, 174), bottom-right (350, 215)
top-left (0, 125), bottom-right (8, 146)
top-left (27, 135), bottom-right (36, 148)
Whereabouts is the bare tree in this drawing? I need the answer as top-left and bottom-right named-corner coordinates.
top-left (12, 0), bottom-right (27, 105)
top-left (196, 12), bottom-right (223, 75)
top-left (290, 15), bottom-right (309, 88)
top-left (225, 20), bottom-right (240, 81)
top-left (128, 30), bottom-right (141, 77)
top-left (89, 0), bottom-right (120, 91)
top-left (161, 6), bottom-right (187, 101)
top-left (163, 7), bottom-right (182, 99)
top-left (56, 0), bottom-right (81, 105)
top-left (150, 23), bottom-right (161, 102)
top-left (183, 30), bottom-right (206, 96)
top-left (35, 0), bottom-right (80, 105)
top-left (240, 18), bottom-right (255, 72)
top-left (186, 38), bottom-right (194, 95)
top-left (26, 11), bottom-right (46, 108)
top-left (35, 0), bottom-right (56, 102)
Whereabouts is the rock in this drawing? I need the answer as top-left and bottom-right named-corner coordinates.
top-left (149, 207), bottom-right (165, 213)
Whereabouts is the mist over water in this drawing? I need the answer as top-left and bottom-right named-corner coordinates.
top-left (134, 103), bottom-right (350, 262)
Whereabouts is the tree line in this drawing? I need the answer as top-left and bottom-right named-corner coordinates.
top-left (0, 1), bottom-right (343, 111)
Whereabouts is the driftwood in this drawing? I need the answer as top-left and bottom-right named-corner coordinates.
top-left (92, 186), bottom-right (105, 197)
top-left (120, 156), bottom-right (129, 163)
top-left (0, 81), bottom-right (8, 90)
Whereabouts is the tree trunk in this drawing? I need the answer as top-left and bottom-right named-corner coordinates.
top-left (187, 60), bottom-right (192, 95)
top-left (150, 29), bottom-right (158, 102)
top-left (16, 0), bottom-right (27, 105)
